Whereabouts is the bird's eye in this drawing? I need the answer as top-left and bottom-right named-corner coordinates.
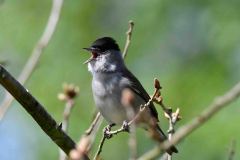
top-left (95, 46), bottom-right (105, 53)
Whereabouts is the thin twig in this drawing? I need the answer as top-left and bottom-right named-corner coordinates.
top-left (0, 0), bottom-right (64, 121)
top-left (165, 108), bottom-right (180, 160)
top-left (62, 100), bottom-right (75, 132)
top-left (163, 81), bottom-right (240, 149)
top-left (94, 122), bottom-right (130, 157)
top-left (70, 114), bottom-right (103, 160)
top-left (150, 78), bottom-right (181, 160)
top-left (94, 124), bottom-right (117, 160)
top-left (85, 112), bottom-right (101, 135)
top-left (59, 83), bottom-right (79, 160)
top-left (93, 121), bottom-right (132, 159)
top-left (94, 135), bottom-right (106, 160)
top-left (122, 20), bottom-right (134, 58)
top-left (138, 81), bottom-right (240, 160)
top-left (59, 100), bottom-right (75, 160)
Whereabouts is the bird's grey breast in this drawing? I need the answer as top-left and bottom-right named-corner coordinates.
top-left (92, 72), bottom-right (129, 124)
top-left (92, 72), bottom-right (120, 97)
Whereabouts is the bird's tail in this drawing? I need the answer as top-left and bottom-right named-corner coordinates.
top-left (149, 124), bottom-right (178, 155)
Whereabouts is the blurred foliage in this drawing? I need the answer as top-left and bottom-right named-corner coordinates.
top-left (0, 0), bottom-right (240, 159)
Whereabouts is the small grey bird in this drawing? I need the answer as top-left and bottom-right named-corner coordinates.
top-left (84, 37), bottom-right (178, 154)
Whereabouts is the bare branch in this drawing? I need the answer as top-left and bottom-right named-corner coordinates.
top-left (85, 112), bottom-right (101, 135)
top-left (0, 0), bottom-right (64, 120)
top-left (94, 133), bottom-right (107, 160)
top-left (165, 108), bottom-right (180, 160)
top-left (0, 65), bottom-right (85, 157)
top-left (139, 78), bottom-right (181, 160)
top-left (153, 78), bottom-right (181, 160)
top-left (70, 112), bottom-right (103, 160)
top-left (163, 81), bottom-right (240, 150)
top-left (138, 81), bottom-right (240, 159)
top-left (58, 83), bottom-right (79, 160)
top-left (93, 123), bottom-right (129, 160)
top-left (122, 20), bottom-right (134, 58)
top-left (60, 100), bottom-right (75, 160)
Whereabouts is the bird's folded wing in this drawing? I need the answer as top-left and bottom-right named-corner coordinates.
top-left (121, 68), bottom-right (159, 121)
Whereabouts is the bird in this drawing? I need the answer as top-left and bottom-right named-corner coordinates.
top-left (83, 37), bottom-right (178, 154)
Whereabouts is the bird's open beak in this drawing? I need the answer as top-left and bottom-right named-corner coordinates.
top-left (83, 47), bottom-right (99, 64)
top-left (83, 47), bottom-right (93, 52)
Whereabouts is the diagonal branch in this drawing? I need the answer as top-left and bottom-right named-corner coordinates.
top-left (70, 113), bottom-right (103, 160)
top-left (0, 65), bottom-right (90, 160)
top-left (58, 83), bottom-right (79, 160)
top-left (162, 81), bottom-right (240, 150)
top-left (0, 0), bottom-right (64, 121)
top-left (138, 81), bottom-right (240, 159)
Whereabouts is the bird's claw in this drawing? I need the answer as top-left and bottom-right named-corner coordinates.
top-left (122, 120), bottom-right (130, 132)
top-left (103, 123), bottom-right (115, 139)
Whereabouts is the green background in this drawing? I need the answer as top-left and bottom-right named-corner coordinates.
top-left (0, 0), bottom-right (240, 159)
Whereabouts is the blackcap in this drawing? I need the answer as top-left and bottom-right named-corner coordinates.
top-left (84, 37), bottom-right (178, 154)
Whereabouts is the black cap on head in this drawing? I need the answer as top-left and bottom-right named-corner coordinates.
top-left (91, 37), bottom-right (120, 52)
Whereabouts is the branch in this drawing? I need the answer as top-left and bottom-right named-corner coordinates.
top-left (163, 81), bottom-right (240, 149)
top-left (152, 78), bottom-right (181, 160)
top-left (94, 123), bottom-right (122, 160)
top-left (122, 20), bottom-right (134, 58)
top-left (0, 65), bottom-right (91, 159)
top-left (138, 81), bottom-right (240, 159)
top-left (164, 108), bottom-right (180, 160)
top-left (0, 0), bottom-right (64, 121)
top-left (58, 83), bottom-right (79, 160)
top-left (85, 112), bottom-right (102, 136)
top-left (58, 83), bottom-right (80, 133)
top-left (70, 112), bottom-right (103, 160)
top-left (60, 100), bottom-right (75, 160)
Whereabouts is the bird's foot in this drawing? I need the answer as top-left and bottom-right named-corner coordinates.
top-left (122, 120), bottom-right (130, 132)
top-left (103, 123), bottom-right (115, 139)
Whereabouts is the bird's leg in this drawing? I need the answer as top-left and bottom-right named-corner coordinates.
top-left (103, 123), bottom-right (115, 139)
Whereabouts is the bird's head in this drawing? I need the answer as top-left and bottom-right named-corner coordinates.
top-left (83, 37), bottom-right (124, 73)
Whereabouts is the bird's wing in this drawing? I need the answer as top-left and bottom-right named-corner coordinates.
top-left (121, 68), bottom-right (159, 121)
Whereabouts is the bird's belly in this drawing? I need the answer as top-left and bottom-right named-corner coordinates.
top-left (92, 74), bottom-right (129, 124)
top-left (95, 95), bottom-right (128, 125)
